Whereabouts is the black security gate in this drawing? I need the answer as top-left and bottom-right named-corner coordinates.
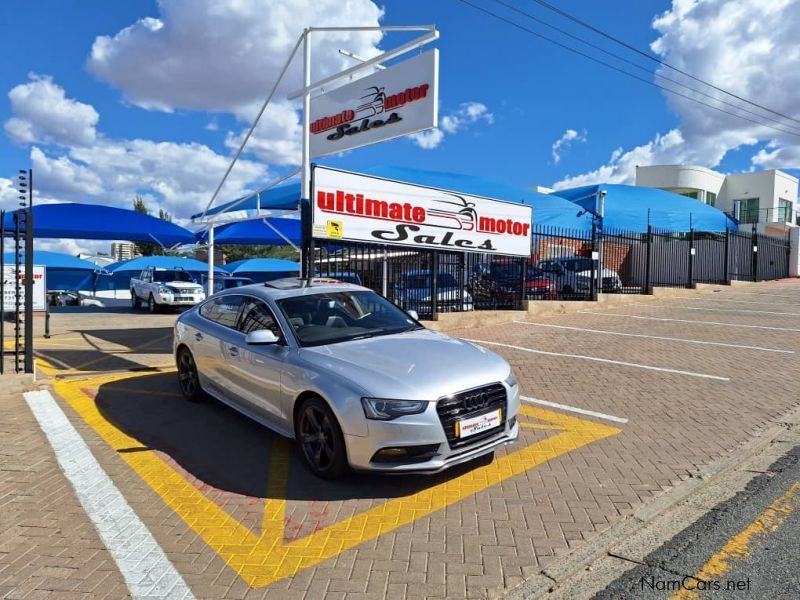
top-left (312, 240), bottom-right (527, 320)
top-left (1, 168), bottom-right (35, 374)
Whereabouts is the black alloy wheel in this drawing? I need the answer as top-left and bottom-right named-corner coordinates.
top-left (131, 293), bottom-right (141, 309)
top-left (148, 294), bottom-right (158, 313)
top-left (297, 397), bottom-right (347, 479)
top-left (177, 348), bottom-right (203, 402)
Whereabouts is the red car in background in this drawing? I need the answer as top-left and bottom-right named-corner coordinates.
top-left (469, 260), bottom-right (557, 309)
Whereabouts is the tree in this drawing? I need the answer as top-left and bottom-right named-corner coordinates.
top-left (132, 196), bottom-right (167, 256)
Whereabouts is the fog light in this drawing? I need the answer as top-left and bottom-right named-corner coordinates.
top-left (371, 444), bottom-right (440, 464)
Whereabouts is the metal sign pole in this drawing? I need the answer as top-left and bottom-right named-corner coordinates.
top-left (302, 28), bottom-right (313, 285)
top-left (207, 225), bottom-right (215, 294)
top-left (1, 209), bottom-right (4, 375)
top-left (13, 212), bottom-right (20, 373)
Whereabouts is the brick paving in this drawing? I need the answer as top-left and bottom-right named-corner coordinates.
top-left (1, 283), bottom-right (799, 599)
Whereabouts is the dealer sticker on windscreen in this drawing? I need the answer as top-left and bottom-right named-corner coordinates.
top-left (456, 408), bottom-right (502, 438)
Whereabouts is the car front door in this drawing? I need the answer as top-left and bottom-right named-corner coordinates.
top-left (234, 296), bottom-right (290, 431)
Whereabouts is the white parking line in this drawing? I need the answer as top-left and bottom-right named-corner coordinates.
top-left (709, 291), bottom-right (800, 300)
top-left (23, 390), bottom-right (195, 600)
top-left (520, 395), bottom-right (629, 424)
top-left (512, 321), bottom-right (794, 354)
top-left (465, 339), bottom-right (729, 381)
top-left (671, 296), bottom-right (800, 307)
top-left (642, 304), bottom-right (800, 317)
top-left (579, 311), bottom-right (800, 333)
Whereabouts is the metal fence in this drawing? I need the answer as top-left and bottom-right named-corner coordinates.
top-left (310, 224), bottom-right (792, 319)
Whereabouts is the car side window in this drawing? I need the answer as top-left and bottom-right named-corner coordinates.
top-left (238, 298), bottom-right (281, 338)
top-left (199, 295), bottom-right (245, 329)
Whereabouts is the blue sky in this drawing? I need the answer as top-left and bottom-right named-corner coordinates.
top-left (1, 0), bottom-right (798, 235)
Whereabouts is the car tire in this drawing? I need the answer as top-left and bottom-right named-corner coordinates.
top-left (296, 396), bottom-right (348, 480)
top-left (177, 347), bottom-right (204, 402)
top-left (131, 292), bottom-right (141, 309)
top-left (147, 294), bottom-right (158, 314)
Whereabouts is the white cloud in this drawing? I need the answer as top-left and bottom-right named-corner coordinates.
top-left (3, 76), bottom-right (268, 228)
top-left (411, 102), bottom-right (494, 150)
top-left (85, 0), bottom-right (386, 172)
top-left (4, 74), bottom-right (99, 147)
top-left (553, 0), bottom-right (800, 188)
top-left (551, 128), bottom-right (587, 165)
top-left (87, 0), bottom-right (383, 115)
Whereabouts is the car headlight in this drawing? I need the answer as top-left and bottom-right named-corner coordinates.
top-left (158, 285), bottom-right (171, 294)
top-left (361, 398), bottom-right (428, 420)
top-left (505, 371), bottom-right (518, 388)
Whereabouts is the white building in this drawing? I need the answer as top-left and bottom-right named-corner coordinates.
top-left (110, 242), bottom-right (138, 262)
top-left (636, 165), bottom-right (798, 235)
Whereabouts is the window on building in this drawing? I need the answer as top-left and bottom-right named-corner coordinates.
top-left (778, 199), bottom-right (793, 223)
top-left (736, 198), bottom-right (760, 224)
top-left (679, 190), bottom-right (699, 200)
top-left (706, 191), bottom-right (717, 207)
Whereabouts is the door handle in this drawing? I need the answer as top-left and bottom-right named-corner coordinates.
top-left (195, 332), bottom-right (203, 341)
top-left (228, 346), bottom-right (239, 357)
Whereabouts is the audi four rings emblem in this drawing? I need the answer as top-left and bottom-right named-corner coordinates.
top-left (464, 392), bottom-right (490, 411)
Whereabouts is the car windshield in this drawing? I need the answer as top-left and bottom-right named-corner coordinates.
top-left (563, 258), bottom-right (595, 272)
top-left (225, 278), bottom-right (252, 288)
top-left (491, 264), bottom-right (545, 281)
top-left (153, 270), bottom-right (194, 283)
top-left (403, 273), bottom-right (458, 288)
top-left (278, 290), bottom-right (421, 347)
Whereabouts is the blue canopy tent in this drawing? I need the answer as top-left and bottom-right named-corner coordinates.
top-left (550, 184), bottom-right (738, 233)
top-left (193, 166), bottom-right (594, 231)
top-left (2, 203), bottom-right (196, 246)
top-left (94, 255), bottom-right (228, 292)
top-left (195, 217), bottom-right (301, 245)
top-left (3, 251), bottom-right (104, 291)
top-left (222, 258), bottom-right (300, 283)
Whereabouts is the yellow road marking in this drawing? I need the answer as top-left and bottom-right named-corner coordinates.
top-left (53, 372), bottom-right (620, 589)
top-left (670, 481), bottom-right (800, 600)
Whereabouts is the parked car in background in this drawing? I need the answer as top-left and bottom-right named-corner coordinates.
top-left (130, 267), bottom-right (206, 313)
top-left (470, 261), bottom-right (557, 308)
top-left (316, 271), bottom-right (363, 285)
top-left (211, 276), bottom-right (255, 294)
top-left (393, 269), bottom-right (473, 316)
top-left (534, 256), bottom-right (622, 295)
top-left (173, 278), bottom-right (519, 478)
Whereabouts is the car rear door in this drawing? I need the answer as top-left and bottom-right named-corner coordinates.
top-left (232, 296), bottom-right (290, 430)
top-left (192, 294), bottom-right (246, 395)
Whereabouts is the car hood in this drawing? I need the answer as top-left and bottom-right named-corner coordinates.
top-left (164, 281), bottom-right (203, 289)
top-left (300, 329), bottom-right (510, 400)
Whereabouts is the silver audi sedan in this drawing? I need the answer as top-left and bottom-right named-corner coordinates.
top-left (173, 278), bottom-right (520, 479)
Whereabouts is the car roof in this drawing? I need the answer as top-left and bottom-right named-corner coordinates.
top-left (213, 277), bottom-right (368, 301)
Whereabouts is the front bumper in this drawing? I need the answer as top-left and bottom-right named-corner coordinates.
top-left (155, 292), bottom-right (206, 306)
top-left (344, 384), bottom-right (520, 473)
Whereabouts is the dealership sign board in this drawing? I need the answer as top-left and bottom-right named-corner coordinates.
top-left (309, 50), bottom-right (439, 158)
top-left (311, 167), bottom-right (533, 257)
top-left (2, 265), bottom-right (46, 312)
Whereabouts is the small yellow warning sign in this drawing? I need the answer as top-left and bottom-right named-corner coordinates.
top-left (326, 220), bottom-right (343, 239)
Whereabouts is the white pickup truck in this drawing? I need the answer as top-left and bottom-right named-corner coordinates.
top-left (130, 267), bottom-right (206, 313)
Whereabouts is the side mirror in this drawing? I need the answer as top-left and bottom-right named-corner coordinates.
top-left (245, 329), bottom-right (280, 345)
top-left (407, 310), bottom-right (419, 321)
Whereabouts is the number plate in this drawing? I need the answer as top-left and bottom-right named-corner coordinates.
top-left (456, 408), bottom-right (502, 438)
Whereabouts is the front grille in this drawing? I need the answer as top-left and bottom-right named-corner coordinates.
top-left (437, 383), bottom-right (507, 449)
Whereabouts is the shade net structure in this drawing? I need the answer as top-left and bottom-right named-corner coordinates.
top-left (2, 203), bottom-right (197, 246)
top-left (550, 184), bottom-right (738, 233)
top-left (222, 258), bottom-right (300, 283)
top-left (3, 251), bottom-right (105, 291)
top-left (195, 218), bottom-right (301, 245)
top-left (194, 166), bottom-right (594, 231)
